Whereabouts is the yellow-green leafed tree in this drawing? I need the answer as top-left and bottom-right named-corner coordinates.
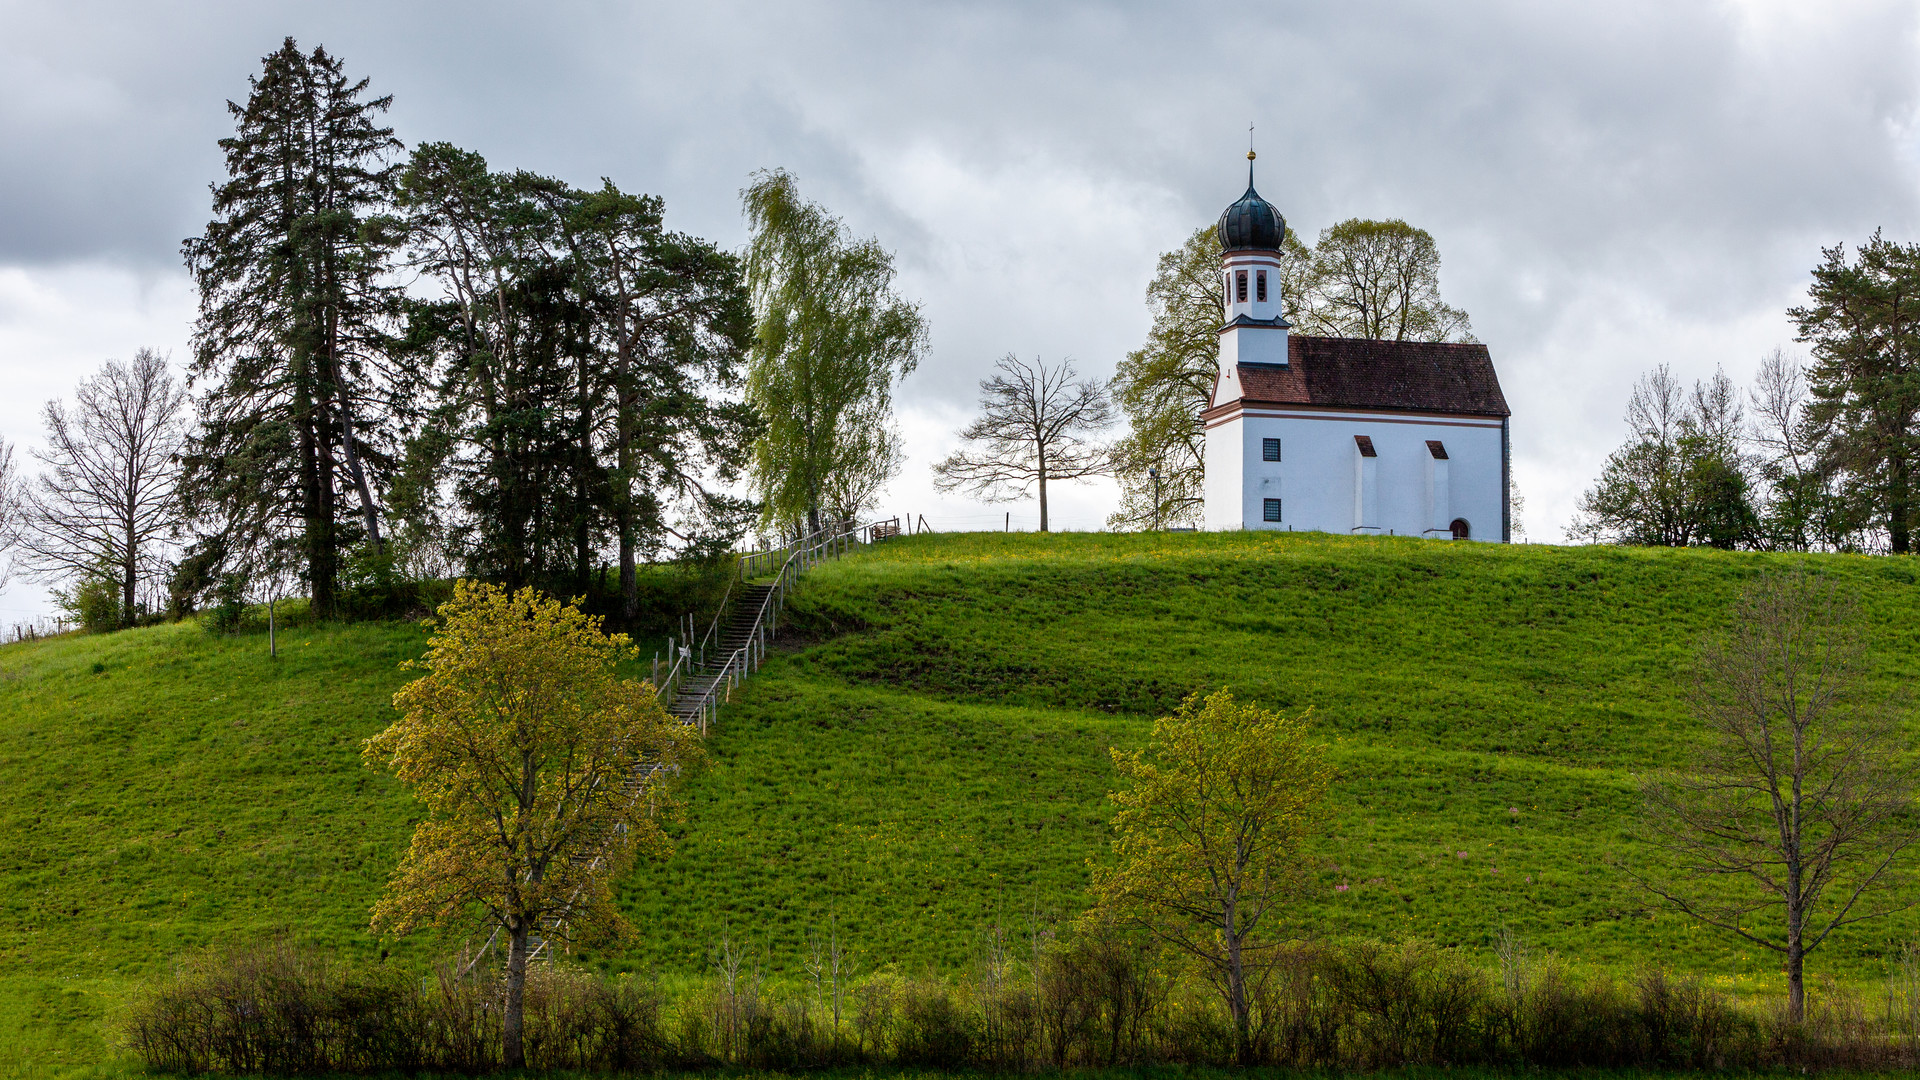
top-left (1091, 689), bottom-right (1332, 1064)
top-left (363, 581), bottom-right (702, 1068)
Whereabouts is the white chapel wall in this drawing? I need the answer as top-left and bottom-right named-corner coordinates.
top-left (1202, 418), bottom-right (1245, 531)
top-left (1207, 409), bottom-right (1505, 541)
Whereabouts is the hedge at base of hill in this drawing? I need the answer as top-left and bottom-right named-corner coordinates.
top-left (126, 936), bottom-right (1920, 1075)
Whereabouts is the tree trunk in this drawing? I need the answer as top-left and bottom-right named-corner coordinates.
top-left (332, 384), bottom-right (384, 555)
top-left (504, 921), bottom-right (529, 1067)
top-left (122, 551), bottom-right (136, 629)
top-left (316, 422), bottom-right (339, 617)
top-left (1786, 861), bottom-right (1806, 1023)
top-left (575, 353), bottom-right (592, 595)
top-left (295, 373), bottom-right (336, 620)
top-left (619, 524), bottom-right (636, 621)
top-left (1224, 909), bottom-right (1251, 1065)
top-left (323, 305), bottom-right (383, 556)
top-left (1786, 940), bottom-right (1805, 1024)
top-left (121, 478), bottom-right (138, 627)
top-left (615, 351), bottom-right (638, 622)
top-left (1037, 444), bottom-right (1050, 533)
top-left (123, 447), bottom-right (139, 626)
top-left (1890, 450), bottom-right (1911, 554)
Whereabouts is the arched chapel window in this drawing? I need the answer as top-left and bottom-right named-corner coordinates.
top-left (1236, 270), bottom-right (1248, 303)
top-left (1450, 518), bottom-right (1471, 540)
top-left (1256, 270), bottom-right (1267, 303)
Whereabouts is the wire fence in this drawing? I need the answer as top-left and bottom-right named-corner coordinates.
top-left (4, 615), bottom-right (75, 643)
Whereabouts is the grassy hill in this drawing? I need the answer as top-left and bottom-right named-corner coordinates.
top-left (5, 531), bottom-right (1920, 1074)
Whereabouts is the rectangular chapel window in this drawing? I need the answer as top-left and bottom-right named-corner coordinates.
top-left (1262, 438), bottom-right (1281, 461)
top-left (1236, 270), bottom-right (1248, 303)
top-left (1256, 270), bottom-right (1268, 303)
top-left (1263, 498), bottom-right (1282, 522)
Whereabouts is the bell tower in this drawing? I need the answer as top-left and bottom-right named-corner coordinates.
top-left (1215, 151), bottom-right (1290, 390)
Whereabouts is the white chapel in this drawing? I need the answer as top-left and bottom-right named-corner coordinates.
top-left (1201, 157), bottom-right (1512, 541)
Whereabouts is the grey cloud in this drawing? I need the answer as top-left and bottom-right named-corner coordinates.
top-left (3, 0), bottom-right (1918, 539)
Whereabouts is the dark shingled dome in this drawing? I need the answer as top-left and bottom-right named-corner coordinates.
top-left (1217, 181), bottom-right (1285, 252)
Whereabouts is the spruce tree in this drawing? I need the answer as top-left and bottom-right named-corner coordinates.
top-left (1790, 232), bottom-right (1920, 553)
top-left (182, 39), bottom-right (404, 617)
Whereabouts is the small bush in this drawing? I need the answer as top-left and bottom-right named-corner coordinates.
top-left (203, 573), bottom-right (248, 635)
top-left (127, 941), bottom-right (681, 1074)
top-left (57, 574), bottom-right (124, 634)
top-left (339, 545), bottom-right (422, 621)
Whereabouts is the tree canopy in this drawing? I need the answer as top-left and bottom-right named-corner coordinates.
top-left (931, 355), bottom-right (1113, 532)
top-left (1107, 228), bottom-right (1224, 530)
top-left (1790, 231), bottom-right (1920, 553)
top-left (1091, 688), bottom-right (1332, 1064)
top-left (365, 581), bottom-right (701, 1067)
top-left (1110, 218), bottom-right (1472, 529)
top-left (1570, 365), bottom-right (1759, 548)
top-left (398, 145), bottom-right (756, 613)
top-left (741, 170), bottom-right (924, 536)
top-left (1294, 219), bottom-right (1474, 343)
top-left (18, 349), bottom-right (189, 626)
top-left (1638, 570), bottom-right (1919, 1021)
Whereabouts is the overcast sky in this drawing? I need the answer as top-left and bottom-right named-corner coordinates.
top-left (3, 1), bottom-right (1917, 619)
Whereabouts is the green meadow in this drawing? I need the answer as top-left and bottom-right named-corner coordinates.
top-left (3, 530), bottom-right (1919, 1074)
top-left (617, 532), bottom-right (1920, 984)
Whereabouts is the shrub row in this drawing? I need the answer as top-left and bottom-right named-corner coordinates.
top-left (130, 934), bottom-right (1920, 1074)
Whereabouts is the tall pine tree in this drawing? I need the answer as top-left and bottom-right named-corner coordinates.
top-left (182, 39), bottom-right (404, 617)
top-left (399, 146), bottom-right (754, 616)
top-left (1790, 232), bottom-right (1920, 553)
top-left (562, 180), bottom-right (756, 617)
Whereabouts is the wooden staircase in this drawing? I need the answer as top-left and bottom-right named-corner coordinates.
top-left (666, 582), bottom-right (774, 725)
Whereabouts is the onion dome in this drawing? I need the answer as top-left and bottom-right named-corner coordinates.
top-left (1216, 151), bottom-right (1285, 252)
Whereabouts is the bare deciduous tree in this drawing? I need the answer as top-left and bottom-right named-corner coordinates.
top-left (20, 349), bottom-right (190, 626)
top-left (0, 436), bottom-right (21, 590)
top-left (931, 355), bottom-right (1113, 532)
top-left (1638, 569), bottom-right (1919, 1021)
top-left (1750, 348), bottom-right (1854, 551)
top-left (1569, 364), bottom-right (1759, 548)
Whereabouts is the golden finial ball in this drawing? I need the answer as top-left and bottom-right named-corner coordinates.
top-left (1248, 150), bottom-right (1257, 161)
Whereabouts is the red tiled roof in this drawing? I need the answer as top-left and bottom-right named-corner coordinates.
top-left (1224, 335), bottom-right (1509, 417)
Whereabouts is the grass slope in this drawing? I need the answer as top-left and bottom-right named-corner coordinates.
top-left (616, 532), bottom-right (1920, 986)
top-left (3, 532), bottom-right (1919, 1073)
top-left (0, 620), bottom-right (437, 1075)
